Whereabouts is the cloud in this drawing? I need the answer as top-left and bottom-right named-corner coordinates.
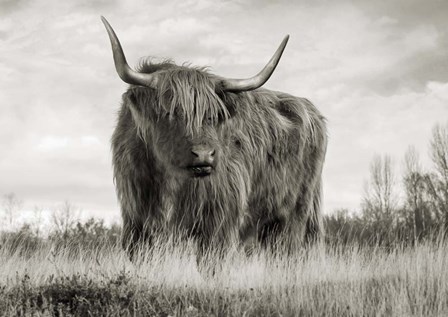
top-left (0, 0), bottom-right (27, 15)
top-left (36, 136), bottom-right (69, 151)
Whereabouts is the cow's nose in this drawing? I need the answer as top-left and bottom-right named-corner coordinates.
top-left (191, 146), bottom-right (215, 163)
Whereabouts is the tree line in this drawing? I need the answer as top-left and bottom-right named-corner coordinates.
top-left (325, 122), bottom-right (448, 246)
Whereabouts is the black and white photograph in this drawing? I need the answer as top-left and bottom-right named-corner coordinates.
top-left (1, 0), bottom-right (447, 315)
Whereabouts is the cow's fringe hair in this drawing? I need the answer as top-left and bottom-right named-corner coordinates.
top-left (159, 69), bottom-right (229, 134)
top-left (137, 60), bottom-right (229, 135)
top-left (112, 60), bottom-right (327, 256)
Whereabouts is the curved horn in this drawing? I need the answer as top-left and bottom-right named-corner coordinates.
top-left (101, 16), bottom-right (158, 88)
top-left (219, 35), bottom-right (289, 92)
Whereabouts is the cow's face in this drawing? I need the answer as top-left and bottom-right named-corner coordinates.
top-left (127, 74), bottom-right (230, 178)
top-left (151, 115), bottom-right (222, 178)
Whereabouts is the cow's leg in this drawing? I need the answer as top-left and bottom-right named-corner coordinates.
top-left (195, 236), bottom-right (223, 277)
top-left (304, 179), bottom-right (324, 245)
top-left (253, 189), bottom-right (301, 254)
top-left (251, 189), bottom-right (320, 255)
top-left (121, 215), bottom-right (156, 261)
top-left (257, 216), bottom-right (286, 251)
top-left (121, 221), bottom-right (141, 261)
top-left (282, 175), bottom-right (324, 254)
top-left (195, 228), bottom-right (237, 277)
top-left (112, 126), bottom-right (165, 261)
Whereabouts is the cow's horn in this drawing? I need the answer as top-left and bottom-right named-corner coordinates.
top-left (101, 16), bottom-right (158, 88)
top-left (219, 35), bottom-right (289, 92)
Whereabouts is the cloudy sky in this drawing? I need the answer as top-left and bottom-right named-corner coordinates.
top-left (1, 0), bottom-right (448, 224)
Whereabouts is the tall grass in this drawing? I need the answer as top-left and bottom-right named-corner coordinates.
top-left (0, 236), bottom-right (447, 316)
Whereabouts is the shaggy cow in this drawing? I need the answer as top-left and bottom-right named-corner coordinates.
top-left (102, 17), bottom-right (327, 260)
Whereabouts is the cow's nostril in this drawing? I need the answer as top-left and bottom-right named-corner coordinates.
top-left (191, 148), bottom-right (215, 159)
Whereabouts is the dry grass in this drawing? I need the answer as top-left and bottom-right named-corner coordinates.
top-left (0, 238), bottom-right (447, 316)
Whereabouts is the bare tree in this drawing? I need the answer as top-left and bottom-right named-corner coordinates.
top-left (51, 201), bottom-right (81, 239)
top-left (1, 193), bottom-right (23, 229)
top-left (426, 123), bottom-right (448, 232)
top-left (362, 155), bottom-right (397, 223)
top-left (361, 155), bottom-right (399, 244)
top-left (32, 205), bottom-right (45, 237)
top-left (403, 146), bottom-right (428, 242)
top-left (430, 123), bottom-right (448, 182)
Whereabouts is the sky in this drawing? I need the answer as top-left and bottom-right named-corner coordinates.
top-left (1, 0), bottom-right (448, 225)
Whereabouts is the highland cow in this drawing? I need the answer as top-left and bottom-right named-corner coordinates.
top-left (102, 17), bottom-right (327, 260)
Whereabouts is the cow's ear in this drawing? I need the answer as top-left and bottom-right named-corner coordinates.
top-left (125, 88), bottom-right (142, 113)
top-left (125, 87), bottom-right (151, 119)
top-left (127, 89), bottom-right (138, 106)
top-left (124, 88), bottom-right (148, 128)
top-left (124, 87), bottom-right (158, 128)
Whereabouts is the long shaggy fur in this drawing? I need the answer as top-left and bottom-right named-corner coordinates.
top-left (111, 61), bottom-right (327, 258)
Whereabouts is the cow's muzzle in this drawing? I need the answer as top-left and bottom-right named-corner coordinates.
top-left (187, 145), bottom-right (216, 177)
top-left (188, 164), bottom-right (213, 177)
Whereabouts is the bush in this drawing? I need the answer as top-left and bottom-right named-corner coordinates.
top-left (0, 224), bottom-right (45, 256)
top-left (49, 218), bottom-right (121, 251)
top-left (0, 219), bottom-right (121, 257)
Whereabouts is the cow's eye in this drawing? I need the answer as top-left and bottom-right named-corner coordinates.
top-left (234, 138), bottom-right (242, 148)
top-left (214, 112), bottom-right (229, 125)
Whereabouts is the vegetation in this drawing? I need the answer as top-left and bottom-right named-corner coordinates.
top-left (0, 234), bottom-right (447, 316)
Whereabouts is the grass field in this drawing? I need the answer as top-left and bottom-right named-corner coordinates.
top-left (0, 238), bottom-right (447, 316)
